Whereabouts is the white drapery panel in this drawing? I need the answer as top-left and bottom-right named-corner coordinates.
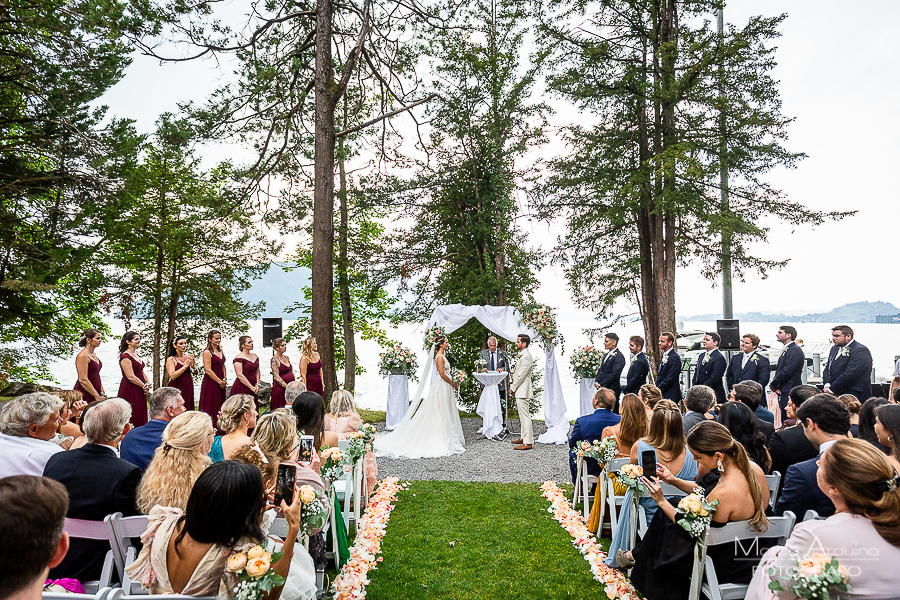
top-left (408, 304), bottom-right (569, 444)
top-left (385, 375), bottom-right (410, 430)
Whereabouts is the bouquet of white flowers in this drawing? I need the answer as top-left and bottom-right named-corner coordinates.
top-left (572, 435), bottom-right (619, 470)
top-left (768, 554), bottom-right (851, 600)
top-left (474, 356), bottom-right (488, 372)
top-left (378, 346), bottom-right (418, 380)
top-left (675, 487), bottom-right (719, 539)
top-left (570, 346), bottom-right (604, 380)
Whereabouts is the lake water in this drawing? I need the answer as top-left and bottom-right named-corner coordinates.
top-left (44, 317), bottom-right (900, 418)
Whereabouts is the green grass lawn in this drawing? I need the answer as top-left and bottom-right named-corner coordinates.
top-left (364, 481), bottom-right (611, 600)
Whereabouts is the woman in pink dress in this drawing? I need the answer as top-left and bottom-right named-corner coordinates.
top-left (74, 328), bottom-right (105, 403)
top-left (231, 335), bottom-right (260, 407)
top-left (269, 337), bottom-right (295, 410)
top-left (117, 331), bottom-right (150, 426)
top-left (165, 335), bottom-right (196, 409)
top-left (199, 330), bottom-right (227, 421)
top-left (299, 337), bottom-right (324, 397)
top-left (325, 390), bottom-right (377, 497)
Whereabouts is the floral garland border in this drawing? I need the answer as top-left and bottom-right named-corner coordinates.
top-left (540, 481), bottom-right (640, 600)
top-left (331, 477), bottom-right (405, 600)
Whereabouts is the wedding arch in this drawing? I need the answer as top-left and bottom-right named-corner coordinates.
top-left (409, 304), bottom-right (568, 445)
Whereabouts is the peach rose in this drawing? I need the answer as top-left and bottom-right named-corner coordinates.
top-left (247, 545), bottom-right (265, 559)
top-left (246, 555), bottom-right (271, 577)
top-left (226, 552), bottom-right (247, 572)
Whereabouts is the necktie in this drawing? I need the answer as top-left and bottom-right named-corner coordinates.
top-left (490, 352), bottom-right (495, 370)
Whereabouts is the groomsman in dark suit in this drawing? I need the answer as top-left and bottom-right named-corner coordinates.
top-left (726, 333), bottom-right (771, 391)
top-left (656, 331), bottom-right (682, 402)
top-left (622, 335), bottom-right (650, 395)
top-left (823, 325), bottom-right (874, 403)
top-left (594, 333), bottom-right (627, 409)
top-left (692, 332), bottom-right (728, 404)
top-left (769, 325), bottom-right (804, 419)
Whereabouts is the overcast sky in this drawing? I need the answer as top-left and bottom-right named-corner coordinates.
top-left (98, 0), bottom-right (900, 324)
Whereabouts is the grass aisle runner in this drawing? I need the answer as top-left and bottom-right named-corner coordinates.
top-left (364, 481), bottom-right (612, 600)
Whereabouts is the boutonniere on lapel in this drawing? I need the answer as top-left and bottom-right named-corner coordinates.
top-left (839, 347), bottom-right (850, 358)
top-left (661, 353), bottom-right (669, 365)
top-left (780, 347), bottom-right (787, 356)
top-left (631, 354), bottom-right (638, 364)
top-left (701, 353), bottom-right (710, 365)
top-left (750, 354), bottom-right (760, 364)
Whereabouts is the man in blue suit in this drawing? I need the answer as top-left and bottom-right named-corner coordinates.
top-left (692, 332), bottom-right (728, 404)
top-left (774, 394), bottom-right (849, 518)
top-left (622, 335), bottom-right (650, 395)
top-left (569, 388), bottom-right (620, 484)
top-left (594, 333), bottom-right (627, 408)
top-left (656, 331), bottom-right (682, 402)
top-left (769, 325), bottom-right (804, 419)
top-left (823, 325), bottom-right (874, 403)
top-left (726, 333), bottom-right (771, 391)
top-left (120, 387), bottom-right (186, 470)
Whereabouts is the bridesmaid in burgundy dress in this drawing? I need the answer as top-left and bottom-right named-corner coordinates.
top-left (231, 335), bottom-right (260, 407)
top-left (270, 337), bottom-right (296, 410)
top-left (165, 335), bottom-right (196, 410)
top-left (199, 330), bottom-right (228, 422)
top-left (117, 331), bottom-right (150, 426)
top-left (74, 328), bottom-right (105, 403)
top-left (300, 336), bottom-right (324, 397)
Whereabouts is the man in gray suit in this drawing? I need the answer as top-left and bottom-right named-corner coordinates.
top-left (479, 336), bottom-right (510, 439)
top-left (682, 385), bottom-right (715, 437)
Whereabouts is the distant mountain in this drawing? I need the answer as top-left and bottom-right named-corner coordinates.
top-left (241, 262), bottom-right (310, 320)
top-left (684, 301), bottom-right (900, 323)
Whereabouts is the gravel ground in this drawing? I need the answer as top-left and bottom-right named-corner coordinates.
top-left (373, 417), bottom-right (575, 483)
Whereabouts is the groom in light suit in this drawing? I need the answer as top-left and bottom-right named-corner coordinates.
top-left (509, 333), bottom-right (535, 450)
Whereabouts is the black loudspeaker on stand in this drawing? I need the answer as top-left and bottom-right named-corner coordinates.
top-left (262, 318), bottom-right (283, 348)
top-left (716, 319), bottom-right (741, 351)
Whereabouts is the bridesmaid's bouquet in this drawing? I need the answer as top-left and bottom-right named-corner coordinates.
top-left (768, 554), bottom-right (851, 600)
top-left (617, 464), bottom-right (646, 494)
top-left (675, 487), bottom-right (719, 539)
top-left (226, 544), bottom-right (285, 600)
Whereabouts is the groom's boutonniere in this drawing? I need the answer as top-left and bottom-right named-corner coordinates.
top-left (839, 346), bottom-right (850, 358)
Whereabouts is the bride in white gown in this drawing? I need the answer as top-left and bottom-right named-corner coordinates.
top-left (375, 336), bottom-right (465, 459)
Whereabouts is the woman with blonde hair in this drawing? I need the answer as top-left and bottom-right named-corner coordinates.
top-left (639, 383), bottom-right (662, 419)
top-left (603, 399), bottom-right (698, 569)
top-left (298, 337), bottom-right (324, 397)
top-left (137, 411), bottom-right (213, 513)
top-left (251, 409), bottom-right (298, 462)
top-left (326, 390), bottom-right (378, 495)
top-left (209, 395), bottom-right (257, 462)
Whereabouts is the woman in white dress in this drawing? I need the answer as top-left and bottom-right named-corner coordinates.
top-left (375, 336), bottom-right (466, 458)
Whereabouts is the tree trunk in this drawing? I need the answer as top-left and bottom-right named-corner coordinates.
top-left (162, 261), bottom-right (180, 387)
top-left (152, 244), bottom-right (164, 388)
top-left (312, 0), bottom-right (338, 400)
top-left (337, 145), bottom-right (356, 392)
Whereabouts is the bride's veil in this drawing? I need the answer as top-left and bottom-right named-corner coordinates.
top-left (403, 345), bottom-right (435, 421)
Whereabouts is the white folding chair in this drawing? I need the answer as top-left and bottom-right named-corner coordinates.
top-left (106, 513), bottom-right (149, 595)
top-left (63, 518), bottom-right (116, 593)
top-left (803, 509), bottom-right (823, 522)
top-left (635, 482), bottom-right (688, 540)
top-left (571, 454), bottom-right (602, 521)
top-left (688, 511), bottom-right (796, 600)
top-left (765, 472), bottom-right (781, 510)
top-left (605, 458), bottom-right (632, 534)
top-left (269, 516), bottom-right (310, 550)
top-left (106, 590), bottom-right (214, 600)
top-left (43, 587), bottom-right (113, 600)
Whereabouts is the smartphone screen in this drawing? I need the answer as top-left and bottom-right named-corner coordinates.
top-left (297, 435), bottom-right (315, 466)
top-left (641, 449), bottom-right (658, 482)
top-left (274, 463), bottom-right (297, 506)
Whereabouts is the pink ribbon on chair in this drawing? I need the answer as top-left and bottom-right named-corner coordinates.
top-left (44, 579), bottom-right (86, 594)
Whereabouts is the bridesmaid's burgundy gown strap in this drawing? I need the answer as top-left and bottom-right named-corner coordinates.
top-left (73, 356), bottom-right (103, 403)
top-left (168, 357), bottom-right (195, 410)
top-left (270, 359), bottom-right (295, 410)
top-left (199, 351), bottom-right (227, 424)
top-left (117, 353), bottom-right (149, 427)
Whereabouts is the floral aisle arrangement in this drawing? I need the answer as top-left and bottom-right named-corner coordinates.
top-left (570, 346), bottom-right (604, 380)
top-left (298, 485), bottom-right (329, 534)
top-left (617, 464), bottom-right (646, 494)
top-left (226, 544), bottom-right (285, 600)
top-left (675, 487), bottom-right (719, 538)
top-left (320, 447), bottom-right (346, 484)
top-left (332, 477), bottom-right (405, 600)
top-left (422, 325), bottom-right (447, 350)
top-left (768, 554), bottom-right (851, 600)
top-left (358, 423), bottom-right (376, 446)
top-left (345, 431), bottom-right (368, 464)
top-left (540, 481), bottom-right (639, 600)
top-left (517, 303), bottom-right (563, 349)
top-left (378, 346), bottom-right (419, 380)
top-left (572, 435), bottom-right (619, 470)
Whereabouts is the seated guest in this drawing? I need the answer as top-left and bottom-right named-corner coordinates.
top-left (602, 394), bottom-right (648, 459)
top-left (568, 388), bottom-right (621, 484)
top-left (692, 332), bottom-right (728, 404)
top-left (252, 409), bottom-right (298, 463)
top-left (836, 393), bottom-right (861, 438)
top-left (717, 401), bottom-right (771, 473)
top-left (746, 439), bottom-right (900, 599)
top-left (682, 385), bottom-right (715, 437)
top-left (860, 397), bottom-right (891, 453)
top-left (209, 394), bottom-right (257, 462)
top-left (0, 476), bottom-right (70, 600)
top-left (120, 387), bottom-right (186, 471)
top-left (769, 385), bottom-right (819, 477)
top-left (43, 398), bottom-right (142, 583)
top-left (0, 392), bottom-right (64, 477)
top-left (137, 411), bottom-right (213, 513)
top-left (622, 421), bottom-right (771, 600)
top-left (730, 382), bottom-right (775, 443)
top-left (639, 383), bottom-right (662, 421)
top-left (774, 394), bottom-right (850, 518)
top-left (603, 400), bottom-right (698, 569)
top-left (53, 390), bottom-right (87, 441)
top-left (875, 404), bottom-right (900, 473)
top-left (726, 333), bottom-right (771, 391)
top-left (125, 461), bottom-right (304, 596)
top-left (292, 391), bottom-right (339, 472)
top-left (741, 379), bottom-right (775, 424)
top-left (326, 390), bottom-right (378, 496)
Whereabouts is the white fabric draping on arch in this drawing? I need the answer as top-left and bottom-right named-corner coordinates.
top-left (408, 304), bottom-right (568, 444)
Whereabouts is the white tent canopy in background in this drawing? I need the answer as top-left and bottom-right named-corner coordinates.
top-left (409, 304), bottom-right (568, 445)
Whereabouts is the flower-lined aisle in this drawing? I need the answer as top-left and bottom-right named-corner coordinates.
top-left (331, 477), bottom-right (405, 600)
top-left (540, 481), bottom-right (640, 600)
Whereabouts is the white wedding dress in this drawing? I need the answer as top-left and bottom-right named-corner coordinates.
top-left (375, 354), bottom-right (465, 458)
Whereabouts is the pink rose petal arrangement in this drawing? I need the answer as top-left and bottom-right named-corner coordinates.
top-left (331, 477), bottom-right (406, 600)
top-left (540, 481), bottom-right (640, 600)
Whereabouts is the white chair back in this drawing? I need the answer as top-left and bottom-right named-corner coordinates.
top-left (635, 482), bottom-right (687, 539)
top-left (765, 471), bottom-right (781, 510)
top-left (803, 509), bottom-right (823, 522)
top-left (63, 518), bottom-right (115, 593)
top-left (605, 458), bottom-right (632, 533)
